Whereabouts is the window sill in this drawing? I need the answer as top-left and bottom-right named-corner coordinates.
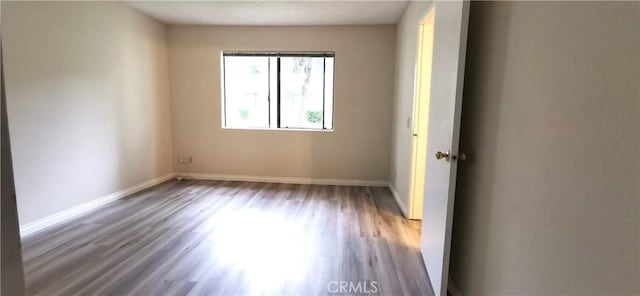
top-left (221, 127), bottom-right (334, 133)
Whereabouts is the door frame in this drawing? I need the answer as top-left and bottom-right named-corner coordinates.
top-left (408, 7), bottom-right (436, 220)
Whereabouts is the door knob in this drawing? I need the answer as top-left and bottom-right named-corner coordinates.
top-left (435, 150), bottom-right (466, 161)
top-left (435, 150), bottom-right (451, 161)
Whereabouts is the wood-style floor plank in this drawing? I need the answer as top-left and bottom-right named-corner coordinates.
top-left (22, 180), bottom-right (433, 295)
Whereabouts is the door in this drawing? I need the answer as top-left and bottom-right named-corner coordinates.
top-left (420, 1), bottom-right (470, 295)
top-left (409, 10), bottom-right (435, 219)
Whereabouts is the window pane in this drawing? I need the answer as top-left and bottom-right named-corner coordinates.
top-left (324, 57), bottom-right (334, 130)
top-left (223, 56), bottom-right (269, 128)
top-left (280, 57), bottom-right (325, 129)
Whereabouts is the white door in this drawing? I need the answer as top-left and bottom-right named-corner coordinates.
top-left (420, 1), bottom-right (470, 295)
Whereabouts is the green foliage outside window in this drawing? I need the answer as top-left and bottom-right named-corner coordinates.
top-left (306, 111), bottom-right (322, 123)
top-left (250, 65), bottom-right (261, 75)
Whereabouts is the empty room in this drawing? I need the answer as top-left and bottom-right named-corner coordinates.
top-left (1, 1), bottom-right (638, 295)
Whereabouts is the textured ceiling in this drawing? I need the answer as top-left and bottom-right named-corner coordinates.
top-left (124, 1), bottom-right (410, 26)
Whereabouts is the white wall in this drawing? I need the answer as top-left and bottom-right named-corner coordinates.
top-left (390, 1), bottom-right (433, 213)
top-left (2, 1), bottom-right (174, 225)
top-left (167, 25), bottom-right (396, 182)
top-left (450, 2), bottom-right (640, 294)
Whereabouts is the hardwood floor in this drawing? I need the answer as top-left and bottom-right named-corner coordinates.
top-left (21, 180), bottom-right (433, 295)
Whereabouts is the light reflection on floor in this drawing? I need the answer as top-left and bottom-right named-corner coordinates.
top-left (207, 208), bottom-right (314, 292)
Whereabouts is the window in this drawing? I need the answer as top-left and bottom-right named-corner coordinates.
top-left (222, 52), bottom-right (334, 130)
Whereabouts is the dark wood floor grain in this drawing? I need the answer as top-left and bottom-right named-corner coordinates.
top-left (21, 180), bottom-right (433, 296)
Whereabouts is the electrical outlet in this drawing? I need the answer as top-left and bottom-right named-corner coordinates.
top-left (177, 156), bottom-right (193, 164)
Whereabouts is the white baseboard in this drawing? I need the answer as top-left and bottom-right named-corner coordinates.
top-left (19, 173), bottom-right (175, 237)
top-left (180, 173), bottom-right (389, 187)
top-left (448, 277), bottom-right (462, 296)
top-left (389, 182), bottom-right (409, 218)
top-left (20, 172), bottom-right (387, 237)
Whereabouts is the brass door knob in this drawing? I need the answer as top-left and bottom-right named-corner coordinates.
top-left (435, 150), bottom-right (467, 161)
top-left (435, 150), bottom-right (451, 161)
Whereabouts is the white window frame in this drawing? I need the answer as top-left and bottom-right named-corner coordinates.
top-left (221, 51), bottom-right (335, 131)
